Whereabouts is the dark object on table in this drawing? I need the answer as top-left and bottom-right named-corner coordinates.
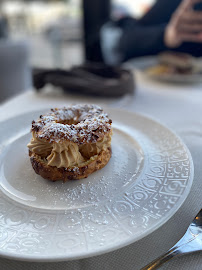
top-left (32, 63), bottom-right (135, 97)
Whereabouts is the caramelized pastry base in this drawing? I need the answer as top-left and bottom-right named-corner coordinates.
top-left (29, 147), bottom-right (112, 182)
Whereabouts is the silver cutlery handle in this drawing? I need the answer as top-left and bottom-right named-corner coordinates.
top-left (140, 248), bottom-right (180, 270)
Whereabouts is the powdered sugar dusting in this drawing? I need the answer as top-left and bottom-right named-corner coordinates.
top-left (31, 104), bottom-right (112, 144)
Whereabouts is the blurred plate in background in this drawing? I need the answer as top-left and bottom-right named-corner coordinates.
top-left (127, 56), bottom-right (202, 84)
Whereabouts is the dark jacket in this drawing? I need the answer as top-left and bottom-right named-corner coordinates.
top-left (118, 0), bottom-right (202, 61)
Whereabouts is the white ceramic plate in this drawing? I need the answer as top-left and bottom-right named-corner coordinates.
top-left (127, 56), bottom-right (202, 83)
top-left (0, 108), bottom-right (193, 261)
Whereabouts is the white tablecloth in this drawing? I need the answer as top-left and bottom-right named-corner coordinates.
top-left (0, 72), bottom-right (202, 270)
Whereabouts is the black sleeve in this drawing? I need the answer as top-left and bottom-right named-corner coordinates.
top-left (119, 23), bottom-right (167, 60)
top-left (139, 0), bottom-right (182, 25)
top-left (118, 0), bottom-right (182, 61)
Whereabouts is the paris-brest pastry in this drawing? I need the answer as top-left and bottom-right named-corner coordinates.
top-left (27, 104), bottom-right (112, 181)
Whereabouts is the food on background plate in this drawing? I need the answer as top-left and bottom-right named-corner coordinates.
top-left (27, 104), bottom-right (112, 182)
top-left (146, 52), bottom-right (202, 76)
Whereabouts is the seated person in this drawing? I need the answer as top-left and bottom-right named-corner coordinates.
top-left (101, 0), bottom-right (202, 64)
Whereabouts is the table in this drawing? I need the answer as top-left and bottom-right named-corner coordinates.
top-left (0, 71), bottom-right (202, 270)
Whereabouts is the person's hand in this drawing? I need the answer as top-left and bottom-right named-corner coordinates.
top-left (165, 0), bottom-right (202, 48)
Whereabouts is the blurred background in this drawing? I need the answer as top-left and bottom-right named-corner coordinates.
top-left (0, 0), bottom-right (155, 102)
top-left (0, 0), bottom-right (155, 68)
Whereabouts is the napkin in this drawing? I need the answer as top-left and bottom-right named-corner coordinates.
top-left (32, 62), bottom-right (135, 97)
